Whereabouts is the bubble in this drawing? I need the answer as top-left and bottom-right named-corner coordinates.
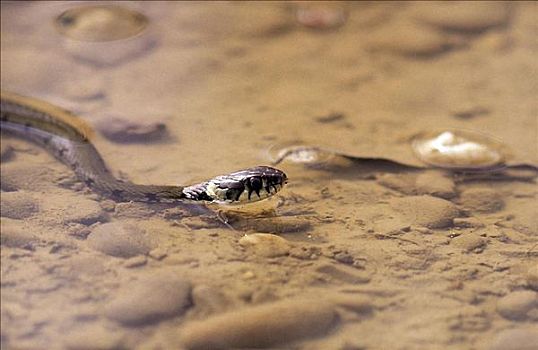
top-left (412, 129), bottom-right (508, 169)
top-left (55, 5), bottom-right (148, 42)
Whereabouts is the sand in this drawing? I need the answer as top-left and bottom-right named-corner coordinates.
top-left (1, 2), bottom-right (537, 349)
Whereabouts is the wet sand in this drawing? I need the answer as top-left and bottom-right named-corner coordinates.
top-left (1, 2), bottom-right (537, 349)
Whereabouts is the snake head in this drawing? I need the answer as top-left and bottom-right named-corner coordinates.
top-left (206, 166), bottom-right (287, 204)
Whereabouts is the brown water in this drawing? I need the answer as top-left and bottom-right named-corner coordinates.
top-left (1, 2), bottom-right (537, 349)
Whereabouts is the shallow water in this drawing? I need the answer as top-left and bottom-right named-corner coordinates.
top-left (1, 2), bottom-right (537, 349)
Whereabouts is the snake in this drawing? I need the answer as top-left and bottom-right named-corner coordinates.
top-left (0, 90), bottom-right (287, 204)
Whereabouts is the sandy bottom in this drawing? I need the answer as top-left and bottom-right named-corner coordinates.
top-left (1, 2), bottom-right (537, 349)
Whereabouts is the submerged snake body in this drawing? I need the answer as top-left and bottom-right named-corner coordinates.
top-left (0, 91), bottom-right (287, 204)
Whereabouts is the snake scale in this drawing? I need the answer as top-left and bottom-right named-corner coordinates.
top-left (0, 91), bottom-right (287, 204)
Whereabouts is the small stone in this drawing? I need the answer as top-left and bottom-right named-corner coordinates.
top-left (179, 298), bottom-right (338, 350)
top-left (239, 233), bottom-right (291, 258)
top-left (0, 191), bottom-right (39, 219)
top-left (316, 263), bottom-right (371, 284)
top-left (87, 222), bottom-right (155, 258)
top-left (452, 233), bottom-right (487, 253)
top-left (0, 218), bottom-right (38, 249)
top-left (95, 116), bottom-right (168, 143)
top-left (114, 202), bottom-right (155, 218)
top-left (334, 252), bottom-right (354, 265)
top-left (460, 188), bottom-right (504, 213)
top-left (99, 200), bottom-right (116, 212)
top-left (67, 223), bottom-right (92, 239)
top-left (413, 2), bottom-right (511, 33)
top-left (496, 290), bottom-right (537, 320)
top-left (41, 192), bottom-right (106, 225)
top-left (488, 328), bottom-right (538, 350)
top-left (148, 248), bottom-right (167, 261)
top-left (123, 255), bottom-right (147, 268)
top-left (415, 171), bottom-right (456, 199)
top-left (63, 324), bottom-right (125, 350)
top-left (295, 5), bottom-right (346, 30)
top-left (1, 163), bottom-right (63, 192)
top-left (527, 265), bottom-right (538, 291)
top-left (453, 217), bottom-right (485, 228)
top-left (230, 216), bottom-right (311, 234)
top-left (376, 173), bottom-right (415, 195)
top-left (367, 20), bottom-right (461, 58)
top-left (105, 272), bottom-right (191, 326)
top-left (413, 226), bottom-right (433, 234)
top-left (389, 195), bottom-right (460, 229)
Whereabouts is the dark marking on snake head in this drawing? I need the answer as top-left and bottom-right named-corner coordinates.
top-left (85, 178), bottom-right (95, 187)
top-left (249, 177), bottom-right (262, 198)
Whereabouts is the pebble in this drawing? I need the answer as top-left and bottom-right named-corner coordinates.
top-left (42, 193), bottom-right (106, 225)
top-left (415, 171), bottom-right (456, 199)
top-left (295, 5), bottom-right (346, 30)
top-left (367, 20), bottom-right (460, 58)
top-left (413, 2), bottom-right (511, 33)
top-left (376, 173), bottom-right (415, 195)
top-left (389, 195), bottom-right (460, 229)
top-left (0, 219), bottom-right (38, 249)
top-left (238, 233), bottom-right (291, 258)
top-left (451, 233), bottom-right (487, 253)
top-left (496, 290), bottom-right (537, 321)
top-left (191, 285), bottom-right (231, 317)
top-left (377, 172), bottom-right (455, 199)
top-left (1, 163), bottom-right (62, 192)
top-left (87, 222), bottom-right (156, 258)
top-left (123, 255), bottom-right (147, 268)
top-left (63, 324), bottom-right (125, 350)
top-left (488, 328), bottom-right (538, 350)
top-left (114, 202), bottom-right (155, 218)
top-left (453, 217), bottom-right (485, 228)
top-left (95, 116), bottom-right (168, 143)
top-left (334, 251), bottom-right (354, 265)
top-left (179, 298), bottom-right (338, 349)
top-left (230, 216), bottom-right (311, 234)
top-left (105, 273), bottom-right (191, 326)
top-left (148, 248), bottom-right (167, 261)
top-left (0, 191), bottom-right (40, 219)
top-left (527, 265), bottom-right (538, 291)
top-left (459, 188), bottom-right (504, 213)
top-left (316, 263), bottom-right (371, 284)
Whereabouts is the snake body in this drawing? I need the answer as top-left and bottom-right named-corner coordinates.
top-left (0, 91), bottom-right (287, 204)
